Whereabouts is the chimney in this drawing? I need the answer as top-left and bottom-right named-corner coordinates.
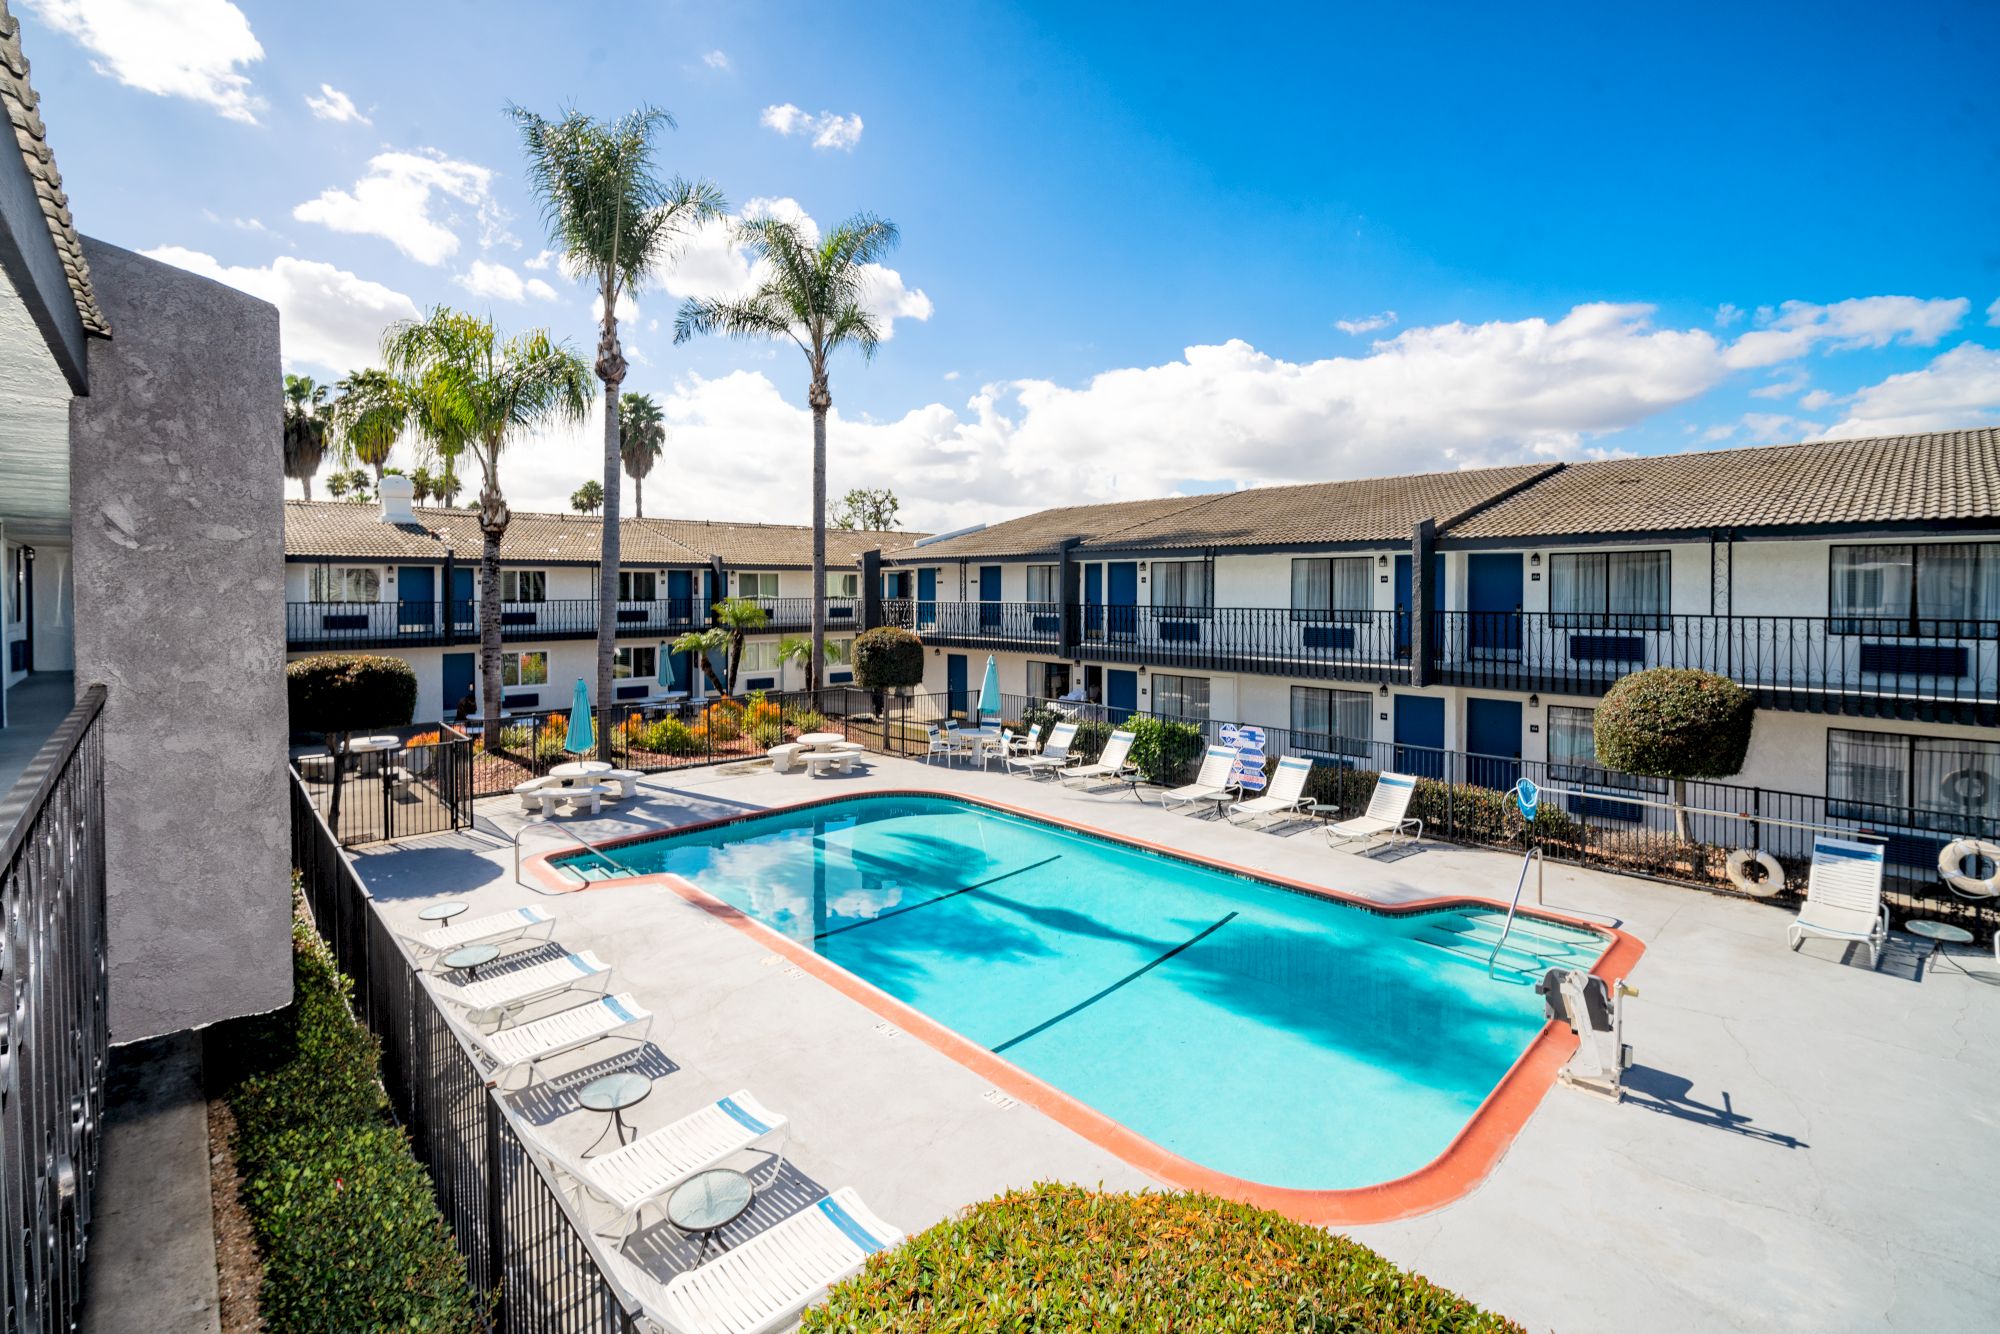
top-left (379, 474), bottom-right (415, 526)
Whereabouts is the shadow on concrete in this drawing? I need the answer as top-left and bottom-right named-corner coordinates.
top-left (618, 1157), bottom-right (830, 1284)
top-left (505, 1043), bottom-right (683, 1127)
top-left (353, 844), bottom-right (508, 900)
top-left (1620, 1065), bottom-right (1808, 1149)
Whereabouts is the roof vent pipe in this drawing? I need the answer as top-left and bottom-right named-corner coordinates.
top-left (379, 474), bottom-right (416, 526)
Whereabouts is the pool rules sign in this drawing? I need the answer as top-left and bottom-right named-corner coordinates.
top-left (1220, 723), bottom-right (1268, 792)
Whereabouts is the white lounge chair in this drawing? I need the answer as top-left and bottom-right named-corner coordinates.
top-left (1060, 729), bottom-right (1137, 787)
top-left (521, 1089), bottom-right (789, 1242)
top-left (1227, 754), bottom-right (1315, 825)
top-left (1787, 836), bottom-right (1890, 967)
top-left (408, 905), bottom-right (556, 958)
top-left (1161, 746), bottom-right (1239, 813)
top-left (454, 992), bottom-right (653, 1088)
top-left (1326, 772), bottom-right (1422, 851)
top-left (428, 950), bottom-right (613, 1029)
top-left (626, 1187), bottom-right (904, 1334)
top-left (1005, 722), bottom-right (1079, 778)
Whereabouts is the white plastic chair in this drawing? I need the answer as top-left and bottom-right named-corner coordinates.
top-left (1787, 836), bottom-right (1889, 967)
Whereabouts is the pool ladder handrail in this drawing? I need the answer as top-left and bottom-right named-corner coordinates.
top-left (514, 817), bottom-right (642, 889)
top-left (1487, 845), bottom-right (1545, 979)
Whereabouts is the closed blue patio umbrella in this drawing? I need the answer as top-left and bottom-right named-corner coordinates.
top-left (656, 642), bottom-right (674, 690)
top-left (977, 655), bottom-right (1002, 728)
top-left (564, 678), bottom-right (595, 754)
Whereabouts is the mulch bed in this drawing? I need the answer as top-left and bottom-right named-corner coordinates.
top-left (206, 1094), bottom-right (265, 1333)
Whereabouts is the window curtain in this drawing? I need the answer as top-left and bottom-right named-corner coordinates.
top-left (1154, 674), bottom-right (1210, 720)
top-left (1291, 559), bottom-right (1331, 621)
top-left (1330, 557), bottom-right (1370, 622)
top-left (1156, 561), bottom-right (1212, 614)
top-left (1830, 545), bottom-right (1911, 631)
top-left (1826, 729), bottom-right (1907, 816)
top-left (1609, 551), bottom-right (1668, 624)
top-left (1549, 554), bottom-right (1607, 623)
top-left (1547, 706), bottom-right (1597, 773)
top-left (1290, 685), bottom-right (1329, 741)
top-left (1026, 565), bottom-right (1057, 604)
top-left (1914, 543), bottom-right (1998, 630)
top-left (1332, 688), bottom-right (1371, 756)
top-left (1912, 736), bottom-right (2000, 823)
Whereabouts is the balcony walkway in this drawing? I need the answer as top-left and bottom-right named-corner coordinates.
top-left (347, 755), bottom-right (1998, 1333)
top-left (0, 671), bottom-right (76, 794)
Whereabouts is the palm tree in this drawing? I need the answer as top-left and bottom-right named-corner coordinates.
top-left (779, 634), bottom-right (844, 687)
top-left (674, 212), bottom-right (901, 691)
top-left (383, 307), bottom-right (591, 744)
top-left (510, 103), bottom-right (724, 759)
top-left (669, 626), bottom-right (729, 697)
top-left (333, 368), bottom-right (410, 484)
top-left (282, 374), bottom-right (330, 499)
top-left (619, 391), bottom-right (666, 518)
top-left (670, 597), bottom-right (770, 695)
top-left (571, 479), bottom-right (604, 514)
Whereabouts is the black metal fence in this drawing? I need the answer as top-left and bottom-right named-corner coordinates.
top-left (288, 774), bottom-right (641, 1332)
top-left (295, 724), bottom-right (476, 847)
top-left (865, 689), bottom-right (2000, 938)
top-left (1, 685), bottom-right (109, 1334)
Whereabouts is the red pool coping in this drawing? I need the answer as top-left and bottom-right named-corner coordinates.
top-left (519, 787), bottom-right (1646, 1226)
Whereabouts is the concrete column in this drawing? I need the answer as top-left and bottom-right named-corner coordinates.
top-left (69, 239), bottom-right (290, 1041)
top-left (1411, 518), bottom-right (1437, 688)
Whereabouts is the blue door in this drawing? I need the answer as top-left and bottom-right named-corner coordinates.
top-left (399, 566), bottom-right (435, 630)
top-left (450, 567), bottom-right (474, 633)
top-left (442, 652), bottom-right (475, 719)
top-left (979, 565), bottom-right (1002, 631)
top-left (1467, 553), bottom-right (1522, 655)
top-left (670, 649), bottom-right (691, 693)
top-left (1465, 697), bottom-right (1522, 791)
top-left (1107, 562), bottom-right (1137, 641)
top-left (1393, 694), bottom-right (1446, 779)
top-left (946, 653), bottom-right (968, 718)
top-left (1106, 669), bottom-right (1138, 723)
top-left (668, 570), bottom-right (693, 624)
top-left (1084, 564), bottom-right (1103, 639)
top-left (916, 568), bottom-right (937, 628)
top-left (1393, 554), bottom-right (1445, 656)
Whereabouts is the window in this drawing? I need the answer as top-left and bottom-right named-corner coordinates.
top-left (1027, 660), bottom-right (1072, 700)
top-left (737, 572), bottom-right (780, 599)
top-left (1828, 729), bottom-right (2000, 829)
top-left (1549, 551), bottom-right (1669, 627)
top-left (1153, 561), bottom-right (1212, 616)
top-left (500, 651), bottom-right (548, 687)
top-left (828, 636), bottom-right (853, 664)
top-left (613, 646), bottom-right (657, 679)
top-left (827, 572), bottom-right (859, 598)
top-left (308, 566), bottom-right (381, 603)
top-left (1151, 673), bottom-right (1211, 721)
top-left (8, 548), bottom-right (24, 622)
top-left (741, 639), bottom-right (781, 673)
top-left (618, 571), bottom-right (656, 601)
top-left (1026, 564), bottom-right (1059, 605)
top-left (1830, 543), bottom-right (2000, 634)
top-left (1290, 557), bottom-right (1372, 622)
top-left (501, 570), bottom-right (546, 603)
top-left (1290, 686), bottom-right (1371, 759)
top-left (1544, 707), bottom-right (1662, 790)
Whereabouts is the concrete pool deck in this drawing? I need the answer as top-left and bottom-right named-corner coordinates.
top-left (352, 753), bottom-right (2000, 1333)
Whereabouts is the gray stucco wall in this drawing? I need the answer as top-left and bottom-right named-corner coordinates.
top-left (70, 238), bottom-right (291, 1041)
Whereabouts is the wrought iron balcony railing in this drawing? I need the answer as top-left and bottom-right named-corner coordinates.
top-left (881, 598), bottom-right (1064, 649)
top-left (285, 598), bottom-right (704, 650)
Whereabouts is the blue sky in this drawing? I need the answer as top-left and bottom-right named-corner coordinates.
top-left (17, 0), bottom-right (2000, 529)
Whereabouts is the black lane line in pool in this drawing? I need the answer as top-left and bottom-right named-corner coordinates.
top-left (811, 855), bottom-right (1065, 940)
top-left (990, 911), bottom-right (1240, 1056)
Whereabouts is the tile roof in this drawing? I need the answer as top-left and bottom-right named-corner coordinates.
top-left (1443, 430), bottom-right (2000, 539)
top-left (0, 2), bottom-right (106, 336)
top-left (886, 495), bottom-right (1233, 561)
top-left (284, 500), bottom-right (925, 567)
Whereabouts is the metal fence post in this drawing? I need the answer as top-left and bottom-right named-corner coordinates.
top-left (484, 1090), bottom-right (508, 1330)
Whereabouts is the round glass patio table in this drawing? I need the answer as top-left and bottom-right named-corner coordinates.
top-left (440, 943), bottom-right (499, 977)
top-left (578, 1071), bottom-right (652, 1157)
top-left (666, 1168), bottom-right (755, 1257)
top-left (417, 901), bottom-right (468, 923)
top-left (1906, 919), bottom-right (1974, 973)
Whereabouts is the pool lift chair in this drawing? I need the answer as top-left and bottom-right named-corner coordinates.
top-left (1536, 967), bottom-right (1638, 1102)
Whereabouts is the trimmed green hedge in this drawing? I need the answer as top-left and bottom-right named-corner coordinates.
top-left (286, 653), bottom-right (418, 739)
top-left (1594, 667), bottom-right (1754, 780)
top-left (803, 1183), bottom-right (1522, 1332)
top-left (1126, 716), bottom-right (1205, 784)
top-left (852, 626), bottom-right (926, 691)
top-left (216, 891), bottom-right (484, 1332)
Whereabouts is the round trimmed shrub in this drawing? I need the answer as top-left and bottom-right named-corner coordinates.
top-left (286, 653), bottom-right (418, 738)
top-left (851, 626), bottom-right (925, 692)
top-left (1593, 667), bottom-right (1754, 780)
top-left (803, 1183), bottom-right (1521, 1332)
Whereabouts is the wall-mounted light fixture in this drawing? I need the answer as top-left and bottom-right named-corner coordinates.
top-left (1530, 553), bottom-right (1541, 567)
top-left (1378, 682), bottom-right (1389, 698)
top-left (1528, 693), bottom-right (1540, 708)
top-left (1377, 554), bottom-right (1388, 568)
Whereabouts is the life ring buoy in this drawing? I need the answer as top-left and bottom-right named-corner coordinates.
top-left (1726, 848), bottom-right (1786, 896)
top-left (1937, 838), bottom-right (2000, 900)
top-left (1942, 768), bottom-right (1992, 809)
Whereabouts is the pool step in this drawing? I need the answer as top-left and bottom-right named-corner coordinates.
top-left (1422, 914), bottom-right (1599, 963)
top-left (1410, 914), bottom-right (1599, 980)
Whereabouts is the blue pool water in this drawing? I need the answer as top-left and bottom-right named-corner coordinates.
top-left (554, 794), bottom-right (1604, 1189)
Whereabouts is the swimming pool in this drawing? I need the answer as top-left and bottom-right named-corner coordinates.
top-left (550, 793), bottom-right (1613, 1195)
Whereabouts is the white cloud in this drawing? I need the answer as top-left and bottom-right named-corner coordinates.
top-left (293, 149), bottom-right (497, 265)
top-left (304, 82), bottom-right (369, 125)
top-left (659, 197), bottom-right (931, 339)
top-left (1747, 369), bottom-right (1808, 399)
top-left (1799, 388), bottom-right (1837, 411)
top-left (1724, 296), bottom-right (1969, 368)
top-left (500, 301), bottom-right (1729, 531)
top-left (1336, 311), bottom-right (1397, 336)
top-left (139, 245), bottom-right (417, 374)
top-left (590, 291), bottom-right (640, 324)
top-left (454, 260), bottom-right (557, 304)
top-left (523, 248), bottom-right (557, 271)
top-left (1989, 296), bottom-right (2000, 327)
top-left (702, 49), bottom-right (730, 70)
top-left (22, 0), bottom-right (264, 122)
top-left (759, 103), bottom-right (864, 150)
top-left (1737, 412), bottom-right (1823, 444)
top-left (1818, 343), bottom-right (2000, 439)
top-left (943, 370), bottom-right (961, 382)
top-left (1714, 303), bottom-right (1744, 328)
